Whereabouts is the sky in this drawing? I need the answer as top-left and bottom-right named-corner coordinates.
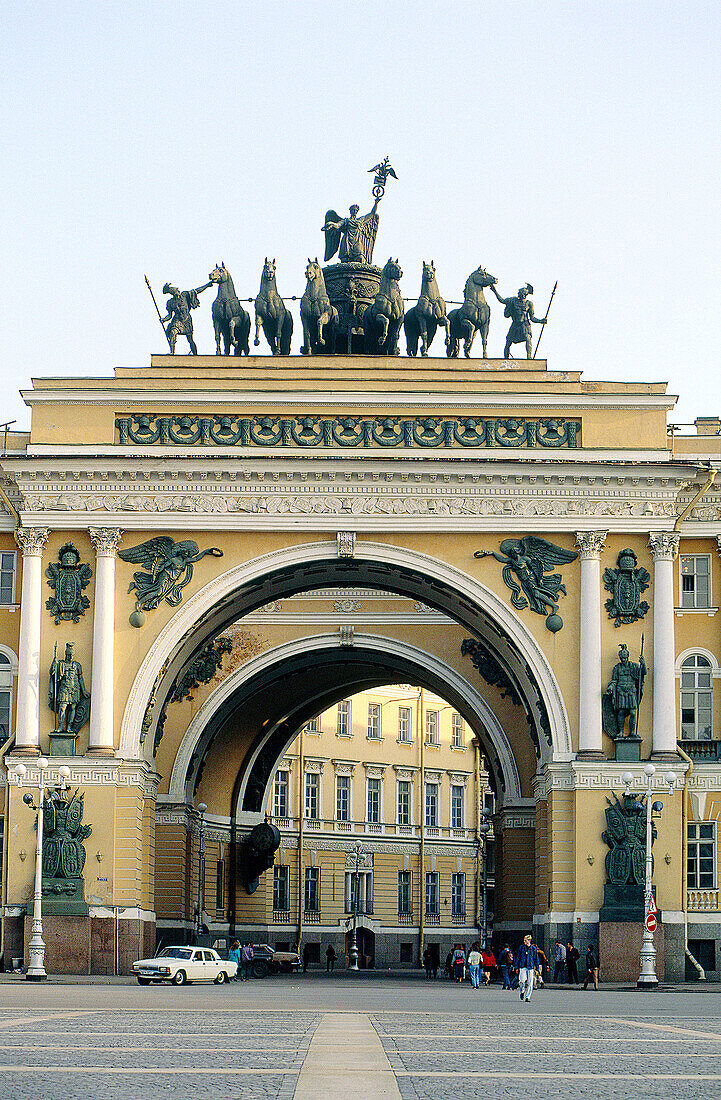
top-left (2, 1), bottom-right (720, 429)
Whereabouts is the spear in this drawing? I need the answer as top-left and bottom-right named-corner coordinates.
top-left (532, 280), bottom-right (557, 359)
top-left (636, 633), bottom-right (646, 736)
top-left (144, 276), bottom-right (172, 350)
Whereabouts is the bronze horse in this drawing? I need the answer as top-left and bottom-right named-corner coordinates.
top-left (363, 257), bottom-right (404, 355)
top-left (209, 263), bottom-right (251, 355)
top-left (404, 261), bottom-right (450, 357)
top-left (300, 259), bottom-right (338, 354)
top-left (254, 258), bottom-right (293, 355)
top-left (447, 265), bottom-right (497, 358)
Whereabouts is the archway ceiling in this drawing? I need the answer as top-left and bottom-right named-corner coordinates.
top-left (187, 644), bottom-right (508, 812)
top-left (152, 555), bottom-right (549, 769)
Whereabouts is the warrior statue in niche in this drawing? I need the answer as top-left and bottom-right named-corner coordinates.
top-left (603, 642), bottom-right (646, 739)
top-left (49, 642), bottom-right (90, 734)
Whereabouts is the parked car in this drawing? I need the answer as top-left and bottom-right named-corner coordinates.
top-left (133, 946), bottom-right (237, 986)
top-left (250, 943), bottom-right (301, 977)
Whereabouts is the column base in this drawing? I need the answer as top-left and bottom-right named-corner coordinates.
top-left (12, 746), bottom-right (40, 756)
top-left (650, 751), bottom-right (680, 761)
top-left (575, 750), bottom-right (607, 760)
top-left (84, 747), bottom-right (116, 757)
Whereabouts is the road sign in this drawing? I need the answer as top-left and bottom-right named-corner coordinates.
top-left (645, 913), bottom-right (657, 933)
top-left (647, 895), bottom-right (658, 915)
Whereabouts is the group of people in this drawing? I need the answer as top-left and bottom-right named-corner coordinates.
top-left (554, 940), bottom-right (599, 989)
top-left (228, 940), bottom-right (255, 980)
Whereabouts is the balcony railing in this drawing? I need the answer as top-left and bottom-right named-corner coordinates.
top-left (679, 739), bottom-right (721, 761)
top-left (451, 910), bottom-right (467, 924)
top-left (304, 909), bottom-right (321, 923)
top-left (687, 889), bottom-right (720, 911)
top-left (272, 908), bottom-right (291, 923)
top-left (425, 909), bottom-right (440, 925)
top-left (398, 911), bottom-right (414, 924)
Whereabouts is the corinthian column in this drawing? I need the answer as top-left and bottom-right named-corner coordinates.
top-left (648, 532), bottom-right (680, 756)
top-left (575, 531), bottom-right (607, 756)
top-left (88, 528), bottom-right (122, 756)
top-left (14, 527), bottom-right (50, 754)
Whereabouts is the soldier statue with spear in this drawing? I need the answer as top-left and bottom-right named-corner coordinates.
top-left (603, 638), bottom-right (646, 740)
top-left (490, 280), bottom-right (554, 359)
top-left (145, 275), bottom-right (212, 354)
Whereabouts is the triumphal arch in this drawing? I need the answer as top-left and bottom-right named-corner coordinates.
top-left (3, 172), bottom-right (721, 978)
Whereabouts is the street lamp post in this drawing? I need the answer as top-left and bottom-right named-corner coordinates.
top-left (478, 820), bottom-right (491, 949)
top-left (622, 765), bottom-right (677, 989)
top-left (349, 840), bottom-right (363, 971)
top-left (196, 802), bottom-right (207, 941)
top-left (13, 759), bottom-right (71, 980)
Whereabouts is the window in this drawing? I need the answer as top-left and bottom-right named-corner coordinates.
top-left (681, 655), bottom-right (713, 740)
top-left (0, 553), bottom-right (16, 606)
top-left (397, 780), bottom-right (411, 825)
top-left (398, 870), bottom-right (412, 914)
top-left (452, 872), bottom-right (465, 916)
top-left (367, 703), bottom-right (381, 739)
top-left (304, 773), bottom-right (319, 819)
top-left (304, 716), bottom-right (320, 734)
top-left (304, 941), bottom-right (321, 964)
top-left (337, 700), bottom-right (351, 737)
top-left (451, 713), bottom-right (465, 748)
top-left (451, 785), bottom-right (464, 829)
top-left (273, 865), bottom-right (289, 911)
top-left (425, 871), bottom-right (439, 915)
top-left (425, 783), bottom-right (439, 828)
top-left (367, 778), bottom-right (380, 823)
top-left (273, 770), bottom-right (289, 818)
top-left (0, 654), bottom-right (11, 743)
top-left (345, 870), bottom-right (373, 914)
top-left (400, 942), bottom-right (413, 963)
top-left (336, 775), bottom-right (350, 821)
top-left (688, 823), bottom-right (716, 889)
top-left (681, 555), bottom-right (711, 609)
top-left (304, 866), bottom-right (320, 912)
top-left (216, 860), bottom-right (225, 911)
top-left (398, 706), bottom-right (411, 742)
top-left (425, 710), bottom-right (439, 745)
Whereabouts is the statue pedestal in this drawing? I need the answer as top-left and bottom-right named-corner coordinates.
top-left (49, 731), bottom-right (78, 757)
top-left (323, 263), bottom-right (381, 353)
top-left (614, 735), bottom-right (641, 762)
top-left (598, 920), bottom-right (665, 981)
top-left (599, 883), bottom-right (645, 923)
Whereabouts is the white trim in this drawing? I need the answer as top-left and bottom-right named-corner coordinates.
top-left (166, 634), bottom-right (523, 805)
top-left (676, 647), bottom-right (720, 671)
top-left (121, 539), bottom-right (572, 767)
top-left (0, 644), bottom-right (19, 674)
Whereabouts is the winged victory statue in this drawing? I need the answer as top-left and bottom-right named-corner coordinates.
top-left (118, 537), bottom-right (223, 616)
top-left (474, 536), bottom-right (578, 631)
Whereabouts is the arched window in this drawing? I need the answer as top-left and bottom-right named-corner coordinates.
top-left (681, 654), bottom-right (713, 740)
top-left (0, 653), bottom-right (11, 743)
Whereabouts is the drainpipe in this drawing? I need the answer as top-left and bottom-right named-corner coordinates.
top-left (677, 744), bottom-right (705, 980)
top-left (418, 688), bottom-right (425, 965)
top-left (673, 467), bottom-right (717, 533)
top-left (474, 738), bottom-right (482, 933)
top-left (296, 726), bottom-right (304, 955)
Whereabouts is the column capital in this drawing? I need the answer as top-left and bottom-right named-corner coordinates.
top-left (89, 527), bottom-right (123, 557)
top-left (575, 531), bottom-right (607, 559)
top-left (14, 527), bottom-right (49, 557)
top-left (648, 532), bottom-right (680, 562)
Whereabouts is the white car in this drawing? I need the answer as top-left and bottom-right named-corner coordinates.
top-left (133, 946), bottom-right (237, 986)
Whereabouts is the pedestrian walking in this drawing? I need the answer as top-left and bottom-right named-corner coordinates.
top-left (498, 944), bottom-right (514, 989)
top-left (240, 941), bottom-right (254, 981)
top-left (553, 939), bottom-right (566, 983)
top-left (468, 942), bottom-right (482, 989)
top-left (481, 944), bottom-right (496, 985)
top-left (326, 944), bottom-right (337, 972)
top-left (228, 939), bottom-right (241, 981)
top-left (516, 934), bottom-right (540, 1003)
top-left (451, 943), bottom-right (466, 983)
top-left (430, 945), bottom-right (439, 979)
top-left (583, 945), bottom-right (599, 990)
top-left (536, 946), bottom-right (549, 987)
top-left (566, 942), bottom-right (580, 984)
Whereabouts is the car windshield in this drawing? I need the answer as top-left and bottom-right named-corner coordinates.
top-left (158, 947), bottom-right (193, 959)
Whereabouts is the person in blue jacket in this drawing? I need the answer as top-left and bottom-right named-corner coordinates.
top-left (516, 933), bottom-right (540, 1002)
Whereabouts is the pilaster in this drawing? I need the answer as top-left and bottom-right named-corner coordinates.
top-left (575, 531), bottom-right (607, 757)
top-left (87, 528), bottom-right (122, 756)
top-left (13, 527), bottom-right (50, 754)
top-left (648, 532), bottom-right (680, 757)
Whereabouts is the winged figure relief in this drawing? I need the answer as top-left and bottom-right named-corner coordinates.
top-left (118, 537), bottom-right (223, 613)
top-left (475, 536), bottom-right (578, 630)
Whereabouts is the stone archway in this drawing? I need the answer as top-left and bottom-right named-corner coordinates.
top-left (121, 539), bottom-right (572, 764)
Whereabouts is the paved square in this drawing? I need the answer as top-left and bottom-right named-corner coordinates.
top-left (0, 976), bottom-right (719, 1098)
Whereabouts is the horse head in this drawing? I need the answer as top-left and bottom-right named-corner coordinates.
top-left (422, 260), bottom-right (436, 284)
top-left (470, 265), bottom-right (497, 288)
top-left (209, 262), bottom-right (227, 284)
top-left (262, 257), bottom-right (276, 281)
top-left (383, 257), bottom-right (403, 283)
top-left (305, 258), bottom-right (322, 283)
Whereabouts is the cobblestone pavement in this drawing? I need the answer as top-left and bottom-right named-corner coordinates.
top-left (0, 978), bottom-right (720, 1098)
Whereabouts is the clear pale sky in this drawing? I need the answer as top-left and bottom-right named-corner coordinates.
top-left (3, 1), bottom-right (719, 428)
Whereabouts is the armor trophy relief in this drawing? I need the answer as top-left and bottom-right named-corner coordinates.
top-left (144, 158), bottom-right (555, 359)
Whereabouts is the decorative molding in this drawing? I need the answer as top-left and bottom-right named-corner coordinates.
top-left (14, 526), bottom-right (49, 556)
top-left (304, 759), bottom-right (325, 774)
top-left (333, 760), bottom-right (356, 776)
top-left (364, 763), bottom-right (387, 778)
top-left (115, 413), bottom-right (582, 451)
top-left (449, 772), bottom-right (471, 787)
top-left (89, 527), bottom-right (123, 557)
top-left (339, 625), bottom-right (354, 647)
top-left (344, 850), bottom-right (373, 869)
top-left (648, 531), bottom-right (680, 561)
top-left (393, 765), bottom-right (418, 781)
top-left (424, 770), bottom-right (443, 783)
top-left (502, 809), bottom-right (536, 829)
top-left (575, 530), bottom-right (607, 558)
top-left (6, 758), bottom-right (157, 790)
top-left (337, 531), bottom-right (356, 558)
top-left (334, 598), bottom-right (361, 613)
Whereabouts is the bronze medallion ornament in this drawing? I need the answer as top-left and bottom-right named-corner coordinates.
top-left (45, 543), bottom-right (92, 623)
top-left (603, 548), bottom-right (651, 626)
